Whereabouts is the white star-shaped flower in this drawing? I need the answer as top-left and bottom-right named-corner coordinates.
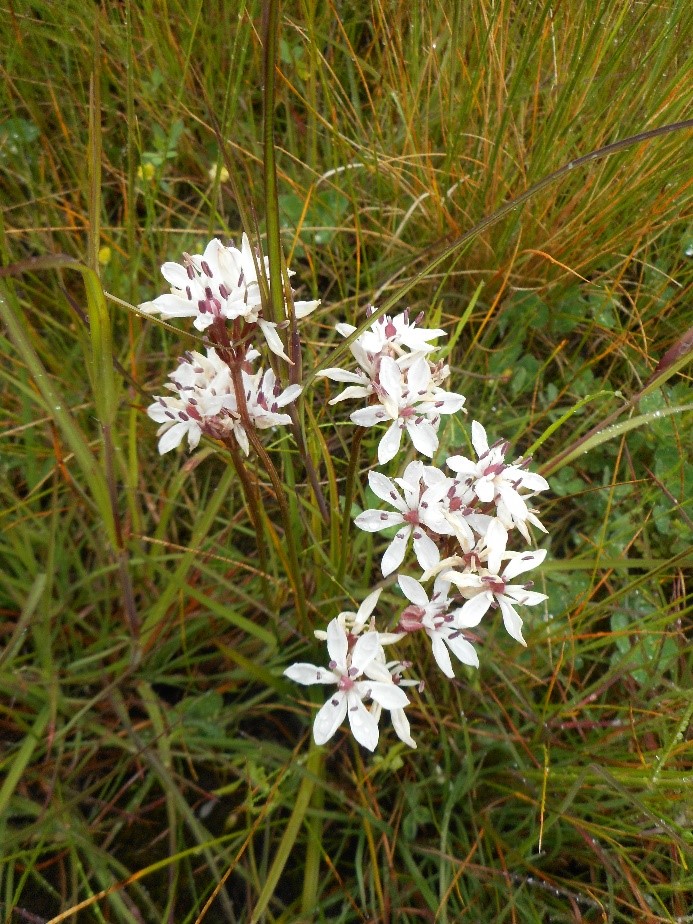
top-left (443, 546), bottom-right (548, 646)
top-left (446, 421), bottom-right (549, 540)
top-left (147, 348), bottom-right (238, 453)
top-left (336, 309), bottom-right (444, 364)
top-left (313, 589), bottom-right (403, 647)
top-left (284, 620), bottom-right (410, 751)
top-left (397, 575), bottom-right (479, 678)
top-left (354, 462), bottom-right (450, 576)
top-left (350, 356), bottom-right (466, 464)
top-left (139, 235), bottom-right (319, 360)
top-left (147, 348), bottom-right (299, 456)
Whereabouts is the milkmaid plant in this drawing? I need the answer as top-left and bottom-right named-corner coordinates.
top-left (140, 237), bottom-right (550, 752)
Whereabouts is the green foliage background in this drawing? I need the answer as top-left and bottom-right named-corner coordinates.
top-left (1, 1), bottom-right (691, 922)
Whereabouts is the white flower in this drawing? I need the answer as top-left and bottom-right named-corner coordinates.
top-left (446, 421), bottom-right (549, 540)
top-left (147, 348), bottom-right (238, 453)
top-left (319, 310), bottom-right (461, 458)
top-left (147, 348), bottom-right (299, 456)
top-left (313, 589), bottom-right (403, 646)
top-left (443, 547), bottom-right (548, 646)
top-left (284, 620), bottom-right (410, 751)
top-left (336, 308), bottom-right (445, 363)
top-left (354, 462), bottom-right (450, 576)
top-left (139, 235), bottom-right (319, 359)
top-left (350, 356), bottom-right (466, 464)
top-left (397, 575), bottom-right (479, 678)
top-left (236, 367), bottom-right (302, 454)
top-left (368, 667), bottom-right (418, 749)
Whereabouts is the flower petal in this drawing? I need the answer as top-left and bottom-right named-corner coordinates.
top-left (455, 592), bottom-right (492, 627)
top-left (406, 419), bottom-right (438, 457)
top-left (391, 708), bottom-right (417, 749)
top-left (378, 421), bottom-right (404, 464)
top-left (293, 298), bottom-right (320, 318)
top-left (368, 471), bottom-right (402, 507)
top-left (346, 695), bottom-right (380, 751)
top-left (157, 422), bottom-right (188, 454)
top-left (407, 356), bottom-right (431, 394)
top-left (258, 319), bottom-right (291, 362)
top-left (485, 518), bottom-right (509, 576)
top-left (430, 633), bottom-right (455, 678)
top-left (498, 596), bottom-right (526, 645)
top-left (160, 261), bottom-right (192, 289)
top-left (353, 588), bottom-right (383, 631)
top-left (319, 368), bottom-right (366, 383)
top-left (411, 529), bottom-right (440, 572)
top-left (326, 619), bottom-right (348, 668)
top-left (381, 527), bottom-right (410, 576)
top-left (378, 356), bottom-right (403, 401)
top-left (284, 663), bottom-right (338, 685)
top-left (502, 548), bottom-right (547, 581)
top-left (446, 454), bottom-right (475, 476)
top-left (140, 293), bottom-right (196, 318)
top-left (275, 383), bottom-right (302, 406)
top-left (365, 681), bottom-right (409, 709)
top-left (354, 510), bottom-right (404, 532)
top-left (351, 630), bottom-right (381, 673)
top-left (471, 420), bottom-right (489, 457)
top-left (505, 588), bottom-right (548, 607)
top-left (445, 630), bottom-right (479, 668)
top-left (351, 406), bottom-right (388, 427)
top-left (398, 574), bottom-right (429, 607)
top-left (313, 693), bottom-right (347, 745)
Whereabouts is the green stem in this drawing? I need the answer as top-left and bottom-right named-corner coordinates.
top-left (262, 0), bottom-right (285, 332)
top-left (246, 426), bottom-right (309, 632)
top-left (229, 362), bottom-right (309, 633)
top-left (300, 740), bottom-right (325, 916)
top-left (337, 427), bottom-right (365, 584)
top-left (223, 436), bottom-right (272, 611)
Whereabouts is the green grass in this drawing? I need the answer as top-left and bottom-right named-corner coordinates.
top-left (1, 0), bottom-right (692, 921)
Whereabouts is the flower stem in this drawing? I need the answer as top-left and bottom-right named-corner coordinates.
top-left (223, 437), bottom-right (272, 611)
top-left (262, 0), bottom-right (285, 333)
top-left (228, 361), bottom-right (309, 633)
top-left (245, 426), bottom-right (309, 632)
top-left (289, 408), bottom-right (330, 524)
top-left (337, 426), bottom-right (366, 584)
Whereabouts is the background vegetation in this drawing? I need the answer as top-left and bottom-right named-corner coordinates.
top-left (1, 0), bottom-right (691, 921)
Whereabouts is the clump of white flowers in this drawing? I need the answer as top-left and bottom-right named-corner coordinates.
top-left (142, 236), bottom-right (549, 754)
top-left (321, 309), bottom-right (466, 463)
top-left (285, 308), bottom-right (549, 751)
top-left (142, 234), bottom-right (314, 455)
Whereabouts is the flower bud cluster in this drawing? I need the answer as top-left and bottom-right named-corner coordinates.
top-left (285, 310), bottom-right (549, 751)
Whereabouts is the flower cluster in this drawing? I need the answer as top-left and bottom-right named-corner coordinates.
top-left (285, 310), bottom-right (549, 751)
top-left (285, 592), bottom-right (417, 751)
top-left (140, 235), bottom-right (318, 360)
top-left (143, 235), bottom-right (315, 454)
top-left (148, 348), bottom-right (301, 455)
top-left (144, 236), bottom-right (550, 754)
top-left (321, 308), bottom-right (466, 463)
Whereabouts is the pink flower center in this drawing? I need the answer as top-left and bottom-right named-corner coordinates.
top-left (398, 605), bottom-right (425, 632)
top-left (485, 578), bottom-right (506, 594)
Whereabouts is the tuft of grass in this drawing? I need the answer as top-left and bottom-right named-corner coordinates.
top-left (1, 1), bottom-right (692, 922)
